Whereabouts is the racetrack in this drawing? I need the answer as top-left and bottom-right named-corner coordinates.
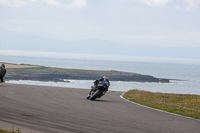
top-left (0, 84), bottom-right (200, 133)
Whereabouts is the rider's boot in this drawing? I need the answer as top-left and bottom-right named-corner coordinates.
top-left (86, 94), bottom-right (90, 99)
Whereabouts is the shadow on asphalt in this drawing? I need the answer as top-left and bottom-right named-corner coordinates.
top-left (86, 99), bottom-right (116, 103)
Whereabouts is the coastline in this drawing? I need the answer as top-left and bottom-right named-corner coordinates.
top-left (3, 62), bottom-right (170, 83)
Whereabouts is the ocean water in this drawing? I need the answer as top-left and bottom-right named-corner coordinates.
top-left (1, 51), bottom-right (200, 95)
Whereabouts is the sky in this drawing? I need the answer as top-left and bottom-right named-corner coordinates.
top-left (0, 0), bottom-right (200, 49)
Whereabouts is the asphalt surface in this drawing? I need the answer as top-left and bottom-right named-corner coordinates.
top-left (0, 83), bottom-right (200, 133)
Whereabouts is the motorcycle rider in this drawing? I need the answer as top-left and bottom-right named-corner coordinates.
top-left (0, 64), bottom-right (6, 83)
top-left (87, 76), bottom-right (110, 99)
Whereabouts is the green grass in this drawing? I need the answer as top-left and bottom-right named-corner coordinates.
top-left (0, 128), bottom-right (21, 133)
top-left (123, 90), bottom-right (200, 119)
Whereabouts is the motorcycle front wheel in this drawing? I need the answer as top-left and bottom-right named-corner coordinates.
top-left (89, 90), bottom-right (102, 101)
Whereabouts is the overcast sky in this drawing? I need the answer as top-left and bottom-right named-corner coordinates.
top-left (0, 0), bottom-right (200, 47)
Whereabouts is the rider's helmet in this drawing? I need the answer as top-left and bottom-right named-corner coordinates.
top-left (1, 64), bottom-right (5, 68)
top-left (103, 76), bottom-right (108, 79)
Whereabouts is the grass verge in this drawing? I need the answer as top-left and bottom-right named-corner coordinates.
top-left (0, 128), bottom-right (21, 133)
top-left (123, 90), bottom-right (200, 119)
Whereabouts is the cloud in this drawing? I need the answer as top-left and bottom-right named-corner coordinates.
top-left (67, 0), bottom-right (87, 9)
top-left (0, 0), bottom-right (87, 9)
top-left (174, 5), bottom-right (181, 9)
top-left (142, 0), bottom-right (200, 10)
top-left (0, 0), bottom-right (10, 6)
top-left (115, 0), bottom-right (174, 6)
top-left (185, 0), bottom-right (200, 10)
top-left (40, 0), bottom-right (60, 6)
top-left (141, 0), bottom-right (173, 6)
top-left (116, 0), bottom-right (200, 10)
top-left (0, 0), bottom-right (27, 7)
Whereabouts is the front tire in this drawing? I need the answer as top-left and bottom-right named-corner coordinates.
top-left (89, 90), bottom-right (102, 101)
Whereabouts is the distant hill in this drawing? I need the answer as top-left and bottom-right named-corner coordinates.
top-left (0, 28), bottom-right (200, 59)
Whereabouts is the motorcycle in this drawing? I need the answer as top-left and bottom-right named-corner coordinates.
top-left (87, 81), bottom-right (107, 101)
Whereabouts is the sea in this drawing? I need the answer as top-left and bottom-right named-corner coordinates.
top-left (1, 50), bottom-right (200, 95)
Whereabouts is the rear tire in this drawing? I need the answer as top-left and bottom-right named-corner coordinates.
top-left (89, 90), bottom-right (102, 101)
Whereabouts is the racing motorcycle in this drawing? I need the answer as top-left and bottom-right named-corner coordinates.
top-left (87, 81), bottom-right (107, 101)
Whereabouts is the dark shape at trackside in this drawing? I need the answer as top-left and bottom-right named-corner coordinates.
top-left (0, 64), bottom-right (6, 83)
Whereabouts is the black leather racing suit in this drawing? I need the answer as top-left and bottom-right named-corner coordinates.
top-left (0, 64), bottom-right (6, 83)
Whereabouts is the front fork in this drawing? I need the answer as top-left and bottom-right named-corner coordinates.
top-left (89, 85), bottom-right (96, 96)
